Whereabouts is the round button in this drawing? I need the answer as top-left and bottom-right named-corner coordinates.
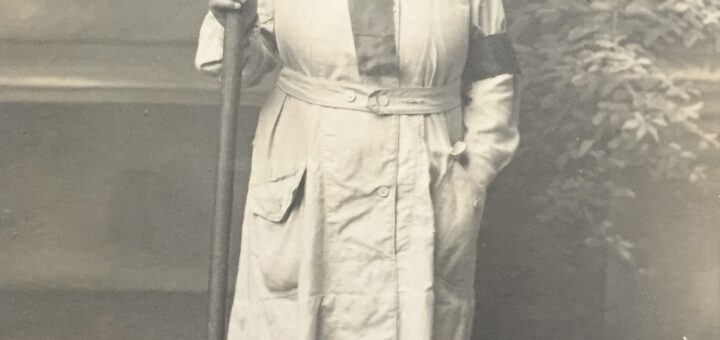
top-left (377, 186), bottom-right (390, 197)
top-left (344, 90), bottom-right (357, 103)
top-left (377, 94), bottom-right (390, 106)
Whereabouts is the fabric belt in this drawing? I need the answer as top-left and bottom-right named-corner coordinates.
top-left (275, 68), bottom-right (462, 115)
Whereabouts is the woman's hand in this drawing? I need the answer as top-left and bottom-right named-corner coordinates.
top-left (209, 0), bottom-right (247, 26)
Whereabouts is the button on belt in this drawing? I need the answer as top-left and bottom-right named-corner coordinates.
top-left (344, 90), bottom-right (357, 102)
top-left (377, 94), bottom-right (390, 106)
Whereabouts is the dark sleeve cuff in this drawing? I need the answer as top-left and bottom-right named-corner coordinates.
top-left (462, 33), bottom-right (520, 82)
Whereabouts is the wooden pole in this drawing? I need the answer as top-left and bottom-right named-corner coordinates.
top-left (207, 4), bottom-right (256, 340)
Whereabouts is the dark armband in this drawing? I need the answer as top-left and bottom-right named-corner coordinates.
top-left (462, 33), bottom-right (520, 82)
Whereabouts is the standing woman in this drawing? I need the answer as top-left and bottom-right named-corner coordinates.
top-left (196, 0), bottom-right (519, 339)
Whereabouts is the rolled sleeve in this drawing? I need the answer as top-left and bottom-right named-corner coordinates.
top-left (461, 0), bottom-right (520, 187)
top-left (194, 0), bottom-right (278, 87)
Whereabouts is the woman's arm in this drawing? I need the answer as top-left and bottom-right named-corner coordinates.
top-left (461, 0), bottom-right (520, 188)
top-left (195, 0), bottom-right (278, 87)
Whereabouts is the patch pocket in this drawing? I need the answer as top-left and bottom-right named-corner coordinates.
top-left (247, 166), bottom-right (306, 295)
top-left (249, 167), bottom-right (306, 222)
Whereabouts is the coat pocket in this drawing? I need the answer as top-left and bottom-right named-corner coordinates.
top-left (248, 167), bottom-right (306, 223)
top-left (247, 166), bottom-right (306, 295)
top-left (432, 144), bottom-right (487, 293)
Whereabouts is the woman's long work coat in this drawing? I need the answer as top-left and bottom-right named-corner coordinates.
top-left (196, 0), bottom-right (519, 339)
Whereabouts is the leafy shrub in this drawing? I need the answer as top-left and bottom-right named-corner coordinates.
top-left (506, 0), bottom-right (719, 264)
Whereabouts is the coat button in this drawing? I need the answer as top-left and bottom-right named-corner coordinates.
top-left (377, 186), bottom-right (390, 197)
top-left (344, 90), bottom-right (357, 102)
top-left (377, 94), bottom-right (390, 106)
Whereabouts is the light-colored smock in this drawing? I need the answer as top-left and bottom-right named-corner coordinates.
top-left (195, 0), bottom-right (519, 339)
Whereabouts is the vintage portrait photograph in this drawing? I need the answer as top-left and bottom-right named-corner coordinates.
top-left (1, 0), bottom-right (718, 339)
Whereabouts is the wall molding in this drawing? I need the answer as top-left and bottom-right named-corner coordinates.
top-left (0, 40), bottom-right (271, 106)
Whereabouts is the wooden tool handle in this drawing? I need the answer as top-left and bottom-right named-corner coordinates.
top-left (207, 1), bottom-right (257, 339)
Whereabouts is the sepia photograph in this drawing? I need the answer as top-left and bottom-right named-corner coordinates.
top-left (1, 0), bottom-right (718, 339)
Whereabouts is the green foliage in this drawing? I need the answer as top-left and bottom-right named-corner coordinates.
top-left (507, 0), bottom-right (720, 264)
